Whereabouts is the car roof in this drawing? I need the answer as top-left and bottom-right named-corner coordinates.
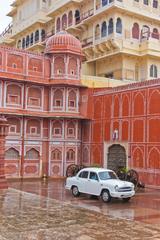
top-left (79, 167), bottom-right (114, 173)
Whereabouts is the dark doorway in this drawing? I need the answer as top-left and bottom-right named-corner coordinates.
top-left (107, 144), bottom-right (127, 171)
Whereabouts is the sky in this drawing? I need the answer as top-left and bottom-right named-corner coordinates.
top-left (0, 0), bottom-right (14, 34)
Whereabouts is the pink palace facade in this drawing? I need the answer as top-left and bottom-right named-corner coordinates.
top-left (0, 31), bottom-right (160, 188)
top-left (0, 32), bottom-right (91, 179)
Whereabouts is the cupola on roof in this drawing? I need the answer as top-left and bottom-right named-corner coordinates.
top-left (45, 31), bottom-right (82, 55)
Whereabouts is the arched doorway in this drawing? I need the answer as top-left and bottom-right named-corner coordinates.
top-left (107, 144), bottom-right (127, 171)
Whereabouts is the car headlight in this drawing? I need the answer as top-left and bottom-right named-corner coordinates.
top-left (114, 185), bottom-right (119, 192)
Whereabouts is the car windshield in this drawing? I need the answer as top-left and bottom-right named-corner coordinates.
top-left (98, 171), bottom-right (118, 180)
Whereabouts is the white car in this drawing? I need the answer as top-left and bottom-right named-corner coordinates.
top-left (65, 167), bottom-right (135, 202)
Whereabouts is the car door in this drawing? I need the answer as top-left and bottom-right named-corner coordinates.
top-left (77, 170), bottom-right (89, 193)
top-left (85, 171), bottom-right (101, 195)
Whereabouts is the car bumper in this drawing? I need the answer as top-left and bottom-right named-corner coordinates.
top-left (110, 190), bottom-right (135, 199)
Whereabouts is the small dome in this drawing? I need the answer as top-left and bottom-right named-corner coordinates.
top-left (45, 31), bottom-right (82, 54)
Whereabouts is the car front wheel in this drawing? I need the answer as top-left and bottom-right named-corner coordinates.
top-left (72, 186), bottom-right (80, 197)
top-left (101, 190), bottom-right (111, 203)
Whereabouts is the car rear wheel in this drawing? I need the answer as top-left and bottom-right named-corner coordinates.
top-left (101, 190), bottom-right (111, 203)
top-left (72, 186), bottom-right (80, 197)
top-left (122, 197), bottom-right (131, 202)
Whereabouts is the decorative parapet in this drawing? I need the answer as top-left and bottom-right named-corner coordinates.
top-left (94, 78), bottom-right (160, 96)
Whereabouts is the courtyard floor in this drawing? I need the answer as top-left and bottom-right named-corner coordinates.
top-left (0, 179), bottom-right (159, 239)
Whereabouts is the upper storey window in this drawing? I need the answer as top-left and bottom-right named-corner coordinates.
top-left (68, 11), bottom-right (73, 26)
top-left (17, 40), bottom-right (21, 49)
top-left (132, 23), bottom-right (139, 39)
top-left (62, 14), bottom-right (67, 30)
top-left (153, 0), bottom-right (158, 8)
top-left (102, 0), bottom-right (108, 6)
top-left (30, 33), bottom-right (34, 45)
top-left (27, 86), bottom-right (42, 108)
top-left (95, 24), bottom-right (100, 40)
top-left (35, 30), bottom-right (39, 43)
top-left (75, 10), bottom-right (80, 25)
top-left (68, 89), bottom-right (77, 110)
top-left (6, 84), bottom-right (22, 106)
top-left (22, 38), bottom-right (25, 49)
top-left (108, 18), bottom-right (113, 35)
top-left (101, 21), bottom-right (107, 37)
top-left (56, 18), bottom-right (61, 32)
top-left (150, 65), bottom-right (158, 78)
top-left (53, 89), bottom-right (64, 110)
top-left (8, 117), bottom-right (21, 135)
top-left (143, 0), bottom-right (149, 5)
top-left (116, 18), bottom-right (122, 34)
top-left (26, 119), bottom-right (41, 137)
top-left (152, 28), bottom-right (159, 39)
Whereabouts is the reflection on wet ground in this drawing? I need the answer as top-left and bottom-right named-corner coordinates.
top-left (0, 179), bottom-right (159, 239)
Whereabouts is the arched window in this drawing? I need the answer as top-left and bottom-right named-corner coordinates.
top-left (51, 149), bottom-right (62, 160)
top-left (5, 148), bottom-right (20, 160)
top-left (26, 119), bottom-right (41, 135)
top-left (108, 18), bottom-right (113, 35)
top-left (66, 149), bottom-right (75, 161)
top-left (30, 33), bottom-right (34, 45)
top-left (54, 57), bottom-right (65, 75)
top-left (56, 17), bottom-right (61, 32)
top-left (68, 11), bottom-right (73, 26)
top-left (132, 23), bottom-right (139, 39)
top-left (143, 0), bottom-right (149, 5)
top-left (53, 89), bottom-right (64, 108)
top-left (102, 0), bottom-right (108, 6)
top-left (26, 35), bottom-right (30, 48)
top-left (141, 25), bottom-right (150, 40)
top-left (116, 18), bottom-right (122, 34)
top-left (41, 29), bottom-right (45, 41)
top-left (52, 120), bottom-right (62, 136)
top-left (67, 121), bottom-right (75, 137)
top-left (95, 24), bottom-right (100, 40)
top-left (35, 30), bottom-right (39, 42)
top-left (150, 65), bottom-right (158, 78)
top-left (17, 40), bottom-right (21, 49)
top-left (62, 14), bottom-right (67, 30)
top-left (68, 89), bottom-right (76, 108)
top-left (152, 28), bottom-right (159, 39)
top-left (22, 38), bottom-right (25, 49)
top-left (75, 10), bottom-right (80, 24)
top-left (101, 21), bottom-right (107, 37)
top-left (153, 0), bottom-right (158, 8)
top-left (25, 148), bottom-right (39, 160)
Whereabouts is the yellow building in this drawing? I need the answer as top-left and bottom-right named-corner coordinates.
top-left (0, 0), bottom-right (160, 82)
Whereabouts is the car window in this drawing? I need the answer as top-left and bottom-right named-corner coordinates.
top-left (89, 172), bottom-right (98, 181)
top-left (98, 171), bottom-right (118, 180)
top-left (78, 171), bottom-right (88, 179)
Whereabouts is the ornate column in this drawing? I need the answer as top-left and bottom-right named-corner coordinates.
top-left (0, 116), bottom-right (9, 189)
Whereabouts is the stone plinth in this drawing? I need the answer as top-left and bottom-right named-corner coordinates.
top-left (0, 116), bottom-right (9, 189)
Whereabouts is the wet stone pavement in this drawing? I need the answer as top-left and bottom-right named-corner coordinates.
top-left (0, 180), bottom-right (159, 240)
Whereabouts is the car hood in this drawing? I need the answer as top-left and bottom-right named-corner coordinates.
top-left (101, 179), bottom-right (133, 187)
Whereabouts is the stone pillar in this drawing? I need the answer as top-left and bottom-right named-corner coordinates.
top-left (0, 116), bottom-right (9, 189)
